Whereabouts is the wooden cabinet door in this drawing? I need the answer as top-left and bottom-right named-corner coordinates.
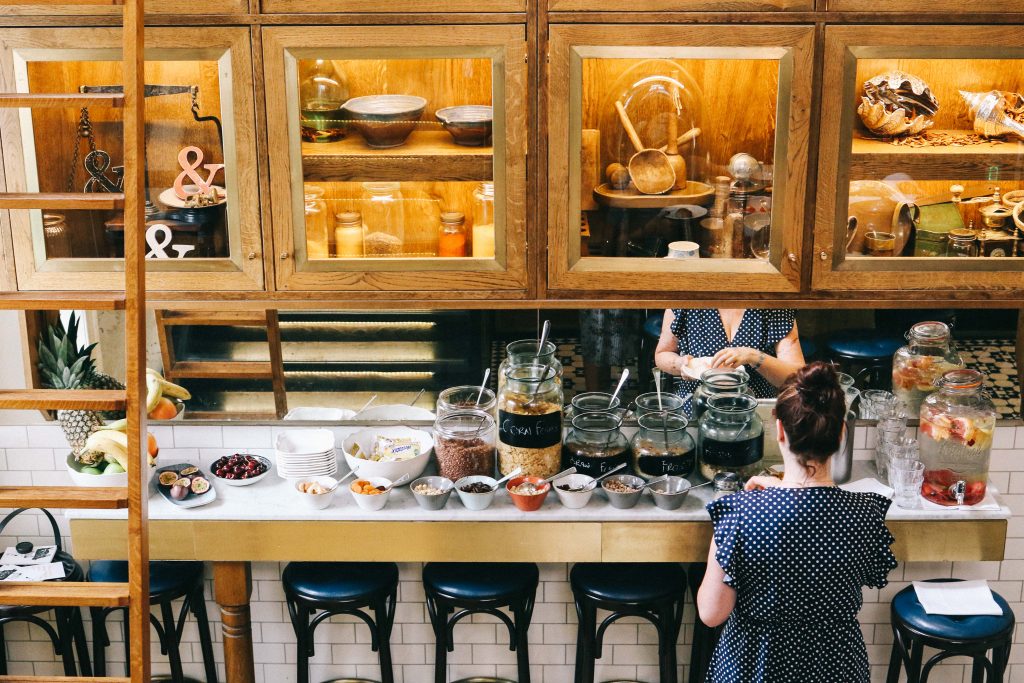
top-left (262, 25), bottom-right (529, 298)
top-left (546, 24), bottom-right (814, 297)
top-left (550, 0), bottom-right (812, 12)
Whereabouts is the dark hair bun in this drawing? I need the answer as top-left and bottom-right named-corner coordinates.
top-left (775, 362), bottom-right (846, 465)
top-left (794, 363), bottom-right (841, 409)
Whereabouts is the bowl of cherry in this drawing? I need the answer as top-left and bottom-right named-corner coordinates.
top-left (210, 453), bottom-right (271, 487)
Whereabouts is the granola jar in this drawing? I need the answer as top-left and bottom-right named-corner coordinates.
top-left (892, 321), bottom-right (964, 415)
top-left (434, 410), bottom-right (496, 482)
top-left (562, 412), bottom-right (629, 478)
top-left (497, 340), bottom-right (563, 393)
top-left (631, 411), bottom-right (696, 480)
top-left (497, 363), bottom-right (563, 478)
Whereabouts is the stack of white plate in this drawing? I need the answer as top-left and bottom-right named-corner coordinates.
top-left (275, 429), bottom-right (338, 480)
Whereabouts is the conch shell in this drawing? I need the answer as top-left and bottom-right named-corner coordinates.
top-left (857, 71), bottom-right (938, 137)
top-left (959, 90), bottom-right (1024, 141)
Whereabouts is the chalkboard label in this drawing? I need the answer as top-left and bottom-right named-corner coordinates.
top-left (562, 449), bottom-right (629, 478)
top-left (637, 452), bottom-right (696, 478)
top-left (498, 410), bottom-right (562, 449)
top-left (701, 437), bottom-right (764, 467)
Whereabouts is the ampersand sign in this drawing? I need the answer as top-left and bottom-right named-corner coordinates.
top-left (146, 223), bottom-right (196, 260)
top-left (173, 146), bottom-right (225, 200)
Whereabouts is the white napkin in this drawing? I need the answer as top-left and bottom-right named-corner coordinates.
top-left (839, 478), bottom-right (894, 498)
top-left (913, 580), bottom-right (1003, 616)
top-left (919, 487), bottom-right (1001, 512)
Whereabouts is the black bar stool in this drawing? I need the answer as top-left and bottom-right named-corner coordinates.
top-left (283, 561), bottom-right (398, 683)
top-left (89, 560), bottom-right (218, 683)
top-left (0, 508), bottom-right (91, 677)
top-left (887, 579), bottom-right (1014, 682)
top-left (570, 562), bottom-right (685, 683)
top-left (684, 563), bottom-right (722, 683)
top-left (822, 330), bottom-right (903, 390)
top-left (423, 562), bottom-right (539, 683)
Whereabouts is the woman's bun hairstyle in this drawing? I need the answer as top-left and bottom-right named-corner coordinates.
top-left (775, 361), bottom-right (846, 466)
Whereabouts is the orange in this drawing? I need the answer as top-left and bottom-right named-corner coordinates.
top-left (147, 433), bottom-right (159, 458)
top-left (149, 397), bottom-right (178, 420)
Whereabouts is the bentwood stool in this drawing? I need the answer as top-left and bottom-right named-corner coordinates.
top-left (89, 560), bottom-right (218, 683)
top-left (887, 579), bottom-right (1014, 683)
top-left (823, 330), bottom-right (904, 390)
top-left (423, 562), bottom-right (539, 683)
top-left (570, 563), bottom-right (686, 683)
top-left (283, 562), bottom-right (399, 683)
top-left (0, 509), bottom-right (91, 677)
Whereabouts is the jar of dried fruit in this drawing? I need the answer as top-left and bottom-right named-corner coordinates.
top-left (497, 363), bottom-right (563, 478)
top-left (631, 411), bottom-right (696, 480)
top-left (434, 409), bottom-right (496, 482)
top-left (892, 321), bottom-right (964, 415)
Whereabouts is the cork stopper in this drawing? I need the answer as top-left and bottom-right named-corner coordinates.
top-left (440, 211), bottom-right (465, 225)
top-left (335, 211), bottom-right (362, 226)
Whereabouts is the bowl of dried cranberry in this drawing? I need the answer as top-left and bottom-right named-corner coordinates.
top-left (211, 453), bottom-right (272, 486)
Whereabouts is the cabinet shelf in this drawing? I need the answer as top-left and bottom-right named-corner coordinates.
top-left (301, 131), bottom-right (493, 183)
top-left (849, 131), bottom-right (1024, 181)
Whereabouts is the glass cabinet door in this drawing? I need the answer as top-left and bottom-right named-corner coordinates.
top-left (813, 26), bottom-right (1024, 292)
top-left (546, 24), bottom-right (814, 295)
top-left (0, 27), bottom-right (263, 291)
top-left (551, 0), bottom-right (810, 12)
top-left (263, 26), bottom-right (528, 296)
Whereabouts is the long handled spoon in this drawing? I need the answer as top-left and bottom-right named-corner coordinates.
top-left (653, 368), bottom-right (664, 410)
top-left (491, 467), bottom-right (523, 492)
top-left (475, 368), bottom-right (491, 406)
top-left (409, 389), bottom-right (425, 406)
top-left (581, 462), bottom-right (628, 491)
top-left (327, 469), bottom-right (357, 493)
top-left (356, 395), bottom-right (378, 414)
top-left (614, 100), bottom-right (675, 195)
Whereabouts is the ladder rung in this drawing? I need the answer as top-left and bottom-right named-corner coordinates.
top-left (0, 293), bottom-right (125, 311)
top-left (0, 0), bottom-right (124, 4)
top-left (0, 581), bottom-right (128, 607)
top-left (168, 361), bottom-right (273, 380)
top-left (0, 487), bottom-right (127, 510)
top-left (0, 193), bottom-right (124, 210)
top-left (0, 389), bottom-right (126, 411)
top-left (0, 677), bottom-right (130, 683)
top-left (159, 311), bottom-right (269, 326)
top-left (0, 94), bottom-right (123, 109)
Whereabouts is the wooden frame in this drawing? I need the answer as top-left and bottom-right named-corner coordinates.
top-left (0, 26), bottom-right (264, 292)
top-left (546, 24), bottom-right (814, 295)
top-left (550, 0), bottom-right (812, 12)
top-left (812, 25), bottom-right (1024, 292)
top-left (826, 0), bottom-right (1023, 12)
top-left (260, 0), bottom-right (527, 14)
top-left (262, 25), bottom-right (529, 296)
top-left (0, 0), bottom-right (248, 15)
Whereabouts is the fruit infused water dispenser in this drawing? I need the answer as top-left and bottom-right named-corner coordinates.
top-left (892, 321), bottom-right (964, 415)
top-left (919, 369), bottom-right (996, 506)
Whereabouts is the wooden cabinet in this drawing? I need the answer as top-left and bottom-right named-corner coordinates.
top-left (0, 0), bottom-right (248, 16)
top-left (0, 27), bottom-right (264, 292)
top-left (545, 24), bottom-right (815, 296)
top-left (812, 25), bottom-right (1024, 293)
top-left (261, 0), bottom-right (526, 13)
top-left (825, 0), bottom-right (1022, 12)
top-left (262, 25), bottom-right (529, 297)
top-left (550, 0), bottom-right (811, 12)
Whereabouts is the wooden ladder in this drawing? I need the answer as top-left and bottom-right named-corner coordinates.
top-left (0, 0), bottom-right (149, 681)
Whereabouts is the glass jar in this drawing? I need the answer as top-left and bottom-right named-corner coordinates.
top-left (42, 213), bottom-right (71, 259)
top-left (497, 363), bottom-right (563, 478)
top-left (434, 410), bottom-right (496, 482)
top-left (892, 321), bottom-right (964, 415)
top-left (919, 369), bottom-right (996, 507)
top-left (471, 182), bottom-right (495, 258)
top-left (698, 394), bottom-right (764, 481)
top-left (562, 412), bottom-right (629, 477)
top-left (631, 411), bottom-right (696, 480)
top-left (497, 340), bottom-right (563, 393)
top-left (303, 185), bottom-right (331, 259)
top-left (949, 228), bottom-right (978, 257)
top-left (334, 211), bottom-right (365, 258)
top-left (634, 392), bottom-right (686, 419)
top-left (361, 182), bottom-right (404, 257)
top-left (564, 392), bottom-right (621, 421)
top-left (436, 385), bottom-right (497, 418)
top-left (299, 59), bottom-right (348, 143)
top-left (438, 211), bottom-right (467, 258)
top-left (692, 368), bottom-right (752, 423)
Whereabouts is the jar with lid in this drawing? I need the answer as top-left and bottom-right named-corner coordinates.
top-left (497, 340), bottom-right (563, 393)
top-left (892, 321), bottom-right (964, 415)
top-left (471, 182), bottom-right (496, 258)
top-left (303, 185), bottom-right (331, 259)
top-left (497, 363), bottom-right (563, 478)
top-left (692, 368), bottom-right (752, 423)
top-left (438, 211), bottom-right (467, 257)
top-left (42, 213), bottom-right (71, 259)
top-left (631, 411), bottom-right (696, 480)
top-left (919, 369), bottom-right (996, 506)
top-left (436, 385), bottom-right (496, 418)
top-left (334, 211), bottom-right (364, 258)
top-left (562, 412), bottom-right (629, 477)
top-left (434, 410), bottom-right (496, 482)
top-left (712, 472), bottom-right (741, 499)
top-left (948, 228), bottom-right (977, 257)
top-left (564, 392), bottom-right (621, 421)
top-left (633, 392), bottom-right (686, 419)
top-left (360, 182), bottom-right (404, 257)
top-left (698, 394), bottom-right (764, 480)
top-left (299, 59), bottom-right (348, 143)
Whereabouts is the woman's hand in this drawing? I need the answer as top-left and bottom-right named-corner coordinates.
top-left (744, 475), bottom-right (783, 491)
top-left (711, 346), bottom-right (761, 370)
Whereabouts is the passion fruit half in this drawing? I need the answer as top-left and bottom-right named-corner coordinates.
top-left (170, 485), bottom-right (189, 501)
top-left (180, 466), bottom-right (199, 476)
top-left (174, 477), bottom-right (191, 489)
top-left (190, 477), bottom-right (210, 495)
top-left (158, 471), bottom-right (180, 487)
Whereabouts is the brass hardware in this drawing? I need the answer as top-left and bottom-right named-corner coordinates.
top-left (247, 252), bottom-right (257, 260)
top-left (280, 252), bottom-right (289, 260)
top-left (819, 250), bottom-right (828, 261)
top-left (787, 252), bottom-right (797, 263)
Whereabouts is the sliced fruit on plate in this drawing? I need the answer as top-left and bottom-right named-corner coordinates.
top-left (174, 477), bottom-right (192, 489)
top-left (180, 466), bottom-right (199, 476)
top-left (190, 477), bottom-right (211, 494)
top-left (158, 471), bottom-right (180, 487)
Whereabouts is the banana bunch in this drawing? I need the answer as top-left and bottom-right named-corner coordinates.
top-left (83, 419), bottom-right (160, 470)
top-left (146, 368), bottom-right (191, 420)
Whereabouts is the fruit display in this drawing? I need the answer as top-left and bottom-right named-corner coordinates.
top-left (155, 464), bottom-right (214, 505)
top-left (145, 368), bottom-right (191, 420)
top-left (80, 420), bottom-right (160, 474)
top-left (891, 321), bottom-right (963, 415)
top-left (211, 454), bottom-right (270, 482)
top-left (351, 479), bottom-right (388, 495)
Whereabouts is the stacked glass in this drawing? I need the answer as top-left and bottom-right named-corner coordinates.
top-left (860, 389), bottom-right (895, 420)
top-left (874, 410), bottom-right (908, 484)
top-left (888, 439), bottom-right (925, 509)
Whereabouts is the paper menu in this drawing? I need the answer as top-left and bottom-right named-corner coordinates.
top-left (0, 545), bottom-right (57, 566)
top-left (0, 563), bottom-right (65, 582)
top-left (912, 580), bottom-right (1003, 616)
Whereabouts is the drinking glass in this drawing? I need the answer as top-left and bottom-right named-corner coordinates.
top-left (860, 389), bottom-right (895, 420)
top-left (889, 457), bottom-right (925, 509)
top-left (836, 372), bottom-right (859, 413)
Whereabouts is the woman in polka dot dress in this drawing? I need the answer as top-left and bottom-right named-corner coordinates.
top-left (653, 308), bottom-right (805, 417)
top-left (697, 362), bottom-right (898, 682)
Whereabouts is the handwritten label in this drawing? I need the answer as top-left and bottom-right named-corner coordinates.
top-left (498, 410), bottom-right (561, 449)
top-left (636, 452), bottom-right (696, 478)
top-left (562, 449), bottom-right (628, 478)
top-left (700, 437), bottom-right (764, 468)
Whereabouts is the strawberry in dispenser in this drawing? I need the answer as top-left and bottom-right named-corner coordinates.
top-left (892, 321), bottom-right (964, 415)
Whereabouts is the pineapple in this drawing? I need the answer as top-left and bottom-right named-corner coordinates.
top-left (36, 313), bottom-right (124, 458)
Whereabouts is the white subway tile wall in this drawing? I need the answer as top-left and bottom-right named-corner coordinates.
top-left (0, 423), bottom-right (1019, 683)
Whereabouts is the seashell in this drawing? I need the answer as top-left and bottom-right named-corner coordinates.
top-left (959, 90), bottom-right (1024, 142)
top-left (857, 71), bottom-right (938, 137)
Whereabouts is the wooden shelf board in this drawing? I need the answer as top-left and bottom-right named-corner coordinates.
top-left (0, 581), bottom-right (128, 607)
top-left (0, 389), bottom-right (126, 411)
top-left (0, 193), bottom-right (124, 210)
top-left (0, 678), bottom-right (129, 683)
top-left (0, 93), bottom-right (123, 108)
top-left (0, 293), bottom-right (125, 311)
top-left (167, 361), bottom-right (273, 380)
top-left (850, 131), bottom-right (1024, 181)
top-left (302, 130), bottom-right (492, 183)
top-left (159, 311), bottom-right (268, 326)
top-left (0, 487), bottom-right (127, 510)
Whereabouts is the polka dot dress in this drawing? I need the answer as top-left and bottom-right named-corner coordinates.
top-left (670, 309), bottom-right (796, 417)
top-left (705, 488), bottom-right (898, 682)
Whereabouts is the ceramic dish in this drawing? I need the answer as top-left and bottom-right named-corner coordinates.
top-left (454, 475), bottom-right (498, 511)
top-left (552, 473), bottom-right (596, 509)
top-left (506, 475), bottom-right (550, 512)
top-left (342, 95), bottom-right (427, 149)
top-left (152, 463), bottom-right (217, 508)
top-left (342, 426), bottom-right (433, 485)
top-left (350, 476), bottom-right (394, 511)
top-left (66, 452), bottom-right (128, 487)
top-left (210, 454), bottom-right (272, 487)
top-left (295, 476), bottom-right (338, 510)
top-left (158, 185), bottom-right (226, 209)
top-left (681, 356), bottom-right (714, 380)
top-left (435, 105), bottom-right (493, 146)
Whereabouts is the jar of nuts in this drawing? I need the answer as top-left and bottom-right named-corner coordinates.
top-left (497, 363), bottom-right (563, 478)
top-left (436, 385), bottom-right (497, 418)
top-left (433, 410), bottom-right (496, 482)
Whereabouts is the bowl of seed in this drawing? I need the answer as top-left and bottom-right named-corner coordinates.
top-left (411, 476), bottom-right (454, 511)
top-left (602, 474), bottom-right (645, 509)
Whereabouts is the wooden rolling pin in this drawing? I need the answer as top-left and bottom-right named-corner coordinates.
top-left (658, 127), bottom-right (701, 153)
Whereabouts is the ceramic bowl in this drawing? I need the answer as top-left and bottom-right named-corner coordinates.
top-left (506, 475), bottom-right (550, 512)
top-left (353, 405), bottom-right (435, 422)
top-left (454, 475), bottom-right (498, 511)
top-left (602, 474), bottom-right (645, 509)
top-left (342, 426), bottom-right (433, 485)
top-left (411, 476), bottom-right (455, 511)
top-left (435, 105), bottom-right (493, 146)
top-left (552, 473), bottom-right (596, 509)
top-left (294, 475), bottom-right (338, 510)
top-left (648, 476), bottom-right (691, 510)
top-left (350, 476), bottom-right (394, 511)
top-left (67, 452), bottom-right (128, 487)
top-left (211, 454), bottom-right (272, 487)
top-left (343, 95), bottom-right (427, 149)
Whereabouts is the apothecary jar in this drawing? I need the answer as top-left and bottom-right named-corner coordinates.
top-left (496, 363), bottom-right (563, 478)
top-left (892, 321), bottom-right (964, 415)
top-left (698, 394), bottom-right (764, 481)
top-left (631, 411), bottom-right (696, 481)
top-left (562, 412), bottom-right (629, 478)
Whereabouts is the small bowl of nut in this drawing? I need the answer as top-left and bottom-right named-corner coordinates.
top-left (553, 473), bottom-right (596, 509)
top-left (602, 474), bottom-right (645, 509)
top-left (506, 475), bottom-right (550, 512)
top-left (350, 476), bottom-right (394, 512)
top-left (648, 476), bottom-right (691, 510)
top-left (411, 476), bottom-right (455, 511)
top-left (295, 476), bottom-right (338, 510)
top-left (454, 475), bottom-right (498, 511)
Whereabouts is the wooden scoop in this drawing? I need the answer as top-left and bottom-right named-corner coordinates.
top-left (614, 100), bottom-right (675, 195)
top-left (657, 127), bottom-right (701, 153)
top-left (664, 70), bottom-right (686, 190)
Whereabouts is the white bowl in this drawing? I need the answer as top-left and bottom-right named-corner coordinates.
top-left (553, 473), bottom-right (595, 509)
top-left (276, 428), bottom-right (336, 455)
top-left (211, 454), bottom-right (272, 487)
top-left (350, 476), bottom-right (394, 511)
top-left (454, 475), bottom-right (498, 511)
top-left (66, 452), bottom-right (128, 487)
top-left (342, 426), bottom-right (433, 486)
top-left (353, 405), bottom-right (435, 422)
top-left (294, 476), bottom-right (338, 510)
top-left (284, 407), bottom-right (357, 421)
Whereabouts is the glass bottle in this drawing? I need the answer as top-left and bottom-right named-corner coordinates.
top-left (471, 182), bottom-right (496, 258)
top-left (436, 385), bottom-right (497, 418)
top-left (42, 213), bottom-right (71, 259)
top-left (698, 175), bottom-right (731, 258)
top-left (949, 228), bottom-right (978, 258)
top-left (562, 412), bottom-right (630, 477)
top-left (497, 339), bottom-right (563, 393)
top-left (631, 411), bottom-right (696, 480)
top-left (438, 211), bottom-right (467, 258)
top-left (303, 185), bottom-right (331, 260)
top-left (299, 59), bottom-right (349, 143)
top-left (919, 369), bottom-right (996, 506)
top-left (496, 363), bottom-right (563, 478)
top-left (698, 394), bottom-right (764, 481)
top-left (892, 321), bottom-right (964, 415)
top-left (692, 368), bottom-right (752, 423)
top-left (360, 182), bottom-right (404, 257)
top-left (334, 211), bottom-right (365, 258)
top-left (433, 409), bottom-right (497, 482)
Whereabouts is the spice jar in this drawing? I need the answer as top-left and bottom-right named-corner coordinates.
top-left (299, 59), bottom-right (348, 143)
top-left (497, 340), bottom-right (563, 393)
top-left (472, 182), bottom-right (495, 258)
top-left (434, 410), bottom-right (496, 482)
top-left (334, 211), bottom-right (365, 258)
top-left (919, 369), bottom-right (996, 506)
top-left (361, 182), bottom-right (404, 257)
top-left (631, 411), bottom-right (696, 480)
top-left (562, 412), bottom-right (629, 478)
top-left (948, 228), bottom-right (977, 257)
top-left (692, 368), bottom-right (752, 423)
top-left (892, 321), bottom-right (964, 415)
top-left (634, 392), bottom-right (686, 418)
top-left (438, 211), bottom-right (467, 257)
top-left (303, 185), bottom-right (331, 259)
top-left (698, 394), bottom-right (764, 480)
top-left (436, 385), bottom-right (496, 418)
top-left (497, 363), bottom-right (563, 478)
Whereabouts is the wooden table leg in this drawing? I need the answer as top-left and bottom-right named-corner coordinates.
top-left (213, 561), bottom-right (256, 683)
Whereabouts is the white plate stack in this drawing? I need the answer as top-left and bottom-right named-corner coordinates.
top-left (275, 429), bottom-right (338, 480)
